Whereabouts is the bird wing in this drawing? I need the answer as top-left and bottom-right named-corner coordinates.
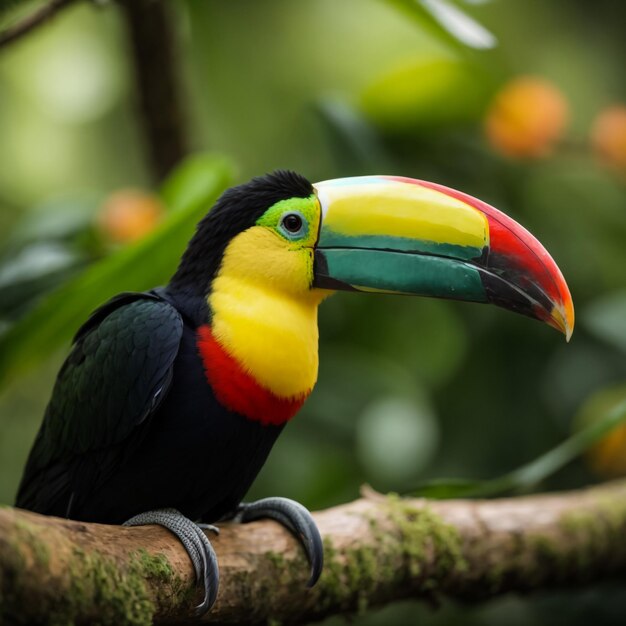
top-left (15, 291), bottom-right (183, 515)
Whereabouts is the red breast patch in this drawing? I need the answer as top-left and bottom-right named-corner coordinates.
top-left (196, 325), bottom-right (308, 426)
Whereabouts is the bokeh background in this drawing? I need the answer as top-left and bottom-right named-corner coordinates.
top-left (2, 1), bottom-right (626, 624)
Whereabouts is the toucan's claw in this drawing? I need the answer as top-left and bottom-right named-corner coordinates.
top-left (123, 508), bottom-right (219, 616)
top-left (197, 522), bottom-right (221, 534)
top-left (234, 496), bottom-right (324, 587)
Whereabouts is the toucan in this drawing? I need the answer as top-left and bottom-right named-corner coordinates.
top-left (15, 171), bottom-right (574, 614)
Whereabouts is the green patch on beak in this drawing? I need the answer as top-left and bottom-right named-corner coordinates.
top-left (316, 247), bottom-right (487, 301)
top-left (317, 230), bottom-right (484, 262)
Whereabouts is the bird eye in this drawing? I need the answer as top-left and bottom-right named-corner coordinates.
top-left (281, 213), bottom-right (303, 234)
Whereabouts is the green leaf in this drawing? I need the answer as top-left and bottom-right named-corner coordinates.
top-left (0, 242), bottom-right (84, 319)
top-left (0, 154), bottom-right (234, 387)
top-left (410, 398), bottom-right (626, 499)
top-left (361, 56), bottom-right (492, 132)
top-left (160, 153), bottom-right (233, 214)
top-left (4, 199), bottom-right (97, 249)
top-left (383, 0), bottom-right (497, 50)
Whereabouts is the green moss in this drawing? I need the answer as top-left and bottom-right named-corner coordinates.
top-left (319, 536), bottom-right (342, 603)
top-left (266, 550), bottom-right (286, 569)
top-left (134, 548), bottom-right (192, 608)
top-left (317, 496), bottom-right (467, 614)
top-left (12, 519), bottom-right (50, 568)
top-left (383, 495), bottom-right (467, 586)
top-left (48, 547), bottom-right (155, 626)
top-left (483, 555), bottom-right (507, 593)
top-left (521, 494), bottom-right (626, 585)
top-left (556, 497), bottom-right (626, 573)
top-left (351, 546), bottom-right (378, 613)
top-left (135, 549), bottom-right (173, 581)
top-left (0, 532), bottom-right (189, 626)
top-left (317, 535), bottom-right (379, 610)
top-left (532, 534), bottom-right (557, 557)
top-left (263, 547), bottom-right (306, 598)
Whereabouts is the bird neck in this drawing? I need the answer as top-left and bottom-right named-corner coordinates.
top-left (207, 274), bottom-right (325, 402)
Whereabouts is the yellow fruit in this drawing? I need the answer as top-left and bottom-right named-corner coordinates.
top-left (484, 76), bottom-right (569, 158)
top-left (591, 105), bottom-right (626, 173)
top-left (97, 189), bottom-right (165, 244)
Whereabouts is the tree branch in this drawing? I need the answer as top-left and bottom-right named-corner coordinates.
top-left (2, 480), bottom-right (626, 625)
top-left (0, 0), bottom-right (78, 48)
top-left (118, 0), bottom-right (190, 182)
top-left (0, 0), bottom-right (190, 180)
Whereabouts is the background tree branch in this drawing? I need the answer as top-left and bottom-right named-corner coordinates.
top-left (118, 0), bottom-right (190, 182)
top-left (1, 480), bottom-right (626, 625)
top-left (0, 0), bottom-right (190, 181)
top-left (0, 0), bottom-right (78, 48)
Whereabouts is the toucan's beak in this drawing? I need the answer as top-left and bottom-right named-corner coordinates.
top-left (312, 176), bottom-right (574, 340)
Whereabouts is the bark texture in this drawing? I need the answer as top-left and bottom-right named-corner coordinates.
top-left (1, 480), bottom-right (626, 625)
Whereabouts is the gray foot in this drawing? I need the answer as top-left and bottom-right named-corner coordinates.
top-left (123, 508), bottom-right (219, 615)
top-left (234, 496), bottom-right (323, 587)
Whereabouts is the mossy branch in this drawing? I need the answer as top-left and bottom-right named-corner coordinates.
top-left (2, 480), bottom-right (626, 625)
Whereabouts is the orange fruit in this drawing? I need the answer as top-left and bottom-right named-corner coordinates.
top-left (98, 189), bottom-right (165, 244)
top-left (575, 385), bottom-right (626, 479)
top-left (587, 423), bottom-right (626, 477)
top-left (484, 76), bottom-right (569, 158)
top-left (591, 105), bottom-right (626, 173)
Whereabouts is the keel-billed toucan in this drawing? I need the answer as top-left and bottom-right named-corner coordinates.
top-left (16, 172), bottom-right (574, 614)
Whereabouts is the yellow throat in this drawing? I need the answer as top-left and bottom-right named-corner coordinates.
top-left (208, 226), bottom-right (328, 399)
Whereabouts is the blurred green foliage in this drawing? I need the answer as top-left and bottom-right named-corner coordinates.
top-left (2, 0), bottom-right (626, 624)
top-left (0, 154), bottom-right (233, 384)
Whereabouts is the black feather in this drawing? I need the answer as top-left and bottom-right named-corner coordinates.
top-left (15, 293), bottom-right (183, 516)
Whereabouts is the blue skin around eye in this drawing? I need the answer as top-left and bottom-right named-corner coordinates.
top-left (279, 211), bottom-right (309, 241)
